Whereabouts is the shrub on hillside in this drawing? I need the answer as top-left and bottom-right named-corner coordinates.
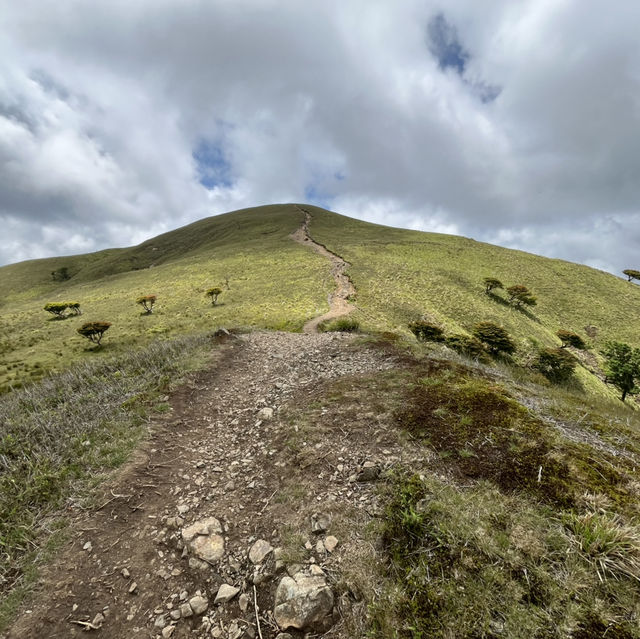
top-left (51, 266), bottom-right (70, 281)
top-left (445, 334), bottom-right (486, 359)
top-left (44, 302), bottom-right (70, 319)
top-left (136, 295), bottom-right (157, 314)
top-left (533, 347), bottom-right (577, 383)
top-left (507, 284), bottom-right (537, 308)
top-left (77, 321), bottom-right (111, 347)
top-left (483, 277), bottom-right (503, 294)
top-left (320, 316), bottom-right (360, 333)
top-left (44, 301), bottom-right (82, 319)
top-left (408, 321), bottom-right (445, 342)
top-left (206, 287), bottom-right (223, 305)
top-left (601, 341), bottom-right (640, 402)
top-left (556, 330), bottom-right (586, 350)
top-left (472, 322), bottom-right (516, 356)
top-left (622, 269), bottom-right (640, 283)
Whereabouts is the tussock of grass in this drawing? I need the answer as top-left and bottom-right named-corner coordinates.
top-left (318, 316), bottom-right (360, 333)
top-left (0, 333), bottom-right (211, 601)
top-left (564, 511), bottom-right (640, 582)
top-left (373, 474), bottom-right (640, 638)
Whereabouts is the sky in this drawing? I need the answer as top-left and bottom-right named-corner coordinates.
top-left (1, 1), bottom-right (639, 275)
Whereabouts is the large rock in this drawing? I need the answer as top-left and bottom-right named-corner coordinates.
top-left (274, 572), bottom-right (334, 631)
top-left (181, 517), bottom-right (225, 563)
top-left (249, 539), bottom-right (273, 564)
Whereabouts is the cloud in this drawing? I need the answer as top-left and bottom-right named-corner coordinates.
top-left (0, 0), bottom-right (639, 276)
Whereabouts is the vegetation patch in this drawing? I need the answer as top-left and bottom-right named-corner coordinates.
top-left (318, 316), bottom-right (360, 333)
top-left (394, 362), bottom-right (634, 507)
top-left (0, 333), bottom-right (213, 613)
top-left (372, 474), bottom-right (640, 638)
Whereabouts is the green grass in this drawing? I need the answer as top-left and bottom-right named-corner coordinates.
top-left (307, 205), bottom-right (640, 393)
top-left (1, 203), bottom-right (639, 397)
top-left (374, 474), bottom-right (640, 638)
top-left (0, 205), bottom-right (331, 392)
top-left (0, 333), bottom-right (213, 627)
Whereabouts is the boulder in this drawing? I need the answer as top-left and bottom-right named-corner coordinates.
top-left (181, 517), bottom-right (225, 563)
top-left (274, 572), bottom-right (334, 631)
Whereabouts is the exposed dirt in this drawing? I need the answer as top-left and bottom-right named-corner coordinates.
top-left (4, 332), bottom-right (409, 639)
top-left (290, 207), bottom-right (356, 333)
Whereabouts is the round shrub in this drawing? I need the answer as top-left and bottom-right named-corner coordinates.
top-left (409, 321), bottom-right (445, 342)
top-left (472, 322), bottom-right (516, 356)
top-left (556, 330), bottom-right (586, 350)
top-left (533, 347), bottom-right (577, 383)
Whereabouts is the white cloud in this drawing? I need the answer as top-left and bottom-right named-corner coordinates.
top-left (0, 0), bottom-right (638, 275)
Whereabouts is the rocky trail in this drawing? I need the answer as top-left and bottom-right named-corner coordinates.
top-left (4, 215), bottom-right (412, 639)
top-left (290, 207), bottom-right (356, 334)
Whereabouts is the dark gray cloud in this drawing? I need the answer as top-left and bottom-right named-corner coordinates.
top-left (0, 0), bottom-right (639, 275)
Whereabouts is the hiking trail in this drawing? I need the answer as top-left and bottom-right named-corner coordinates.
top-left (290, 207), bottom-right (356, 333)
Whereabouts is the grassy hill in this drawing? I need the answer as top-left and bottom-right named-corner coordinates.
top-left (3, 203), bottom-right (640, 635)
top-left (1, 203), bottom-right (639, 395)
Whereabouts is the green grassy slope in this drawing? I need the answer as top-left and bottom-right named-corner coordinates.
top-left (0, 205), bottom-right (333, 391)
top-left (307, 203), bottom-right (640, 354)
top-left (1, 202), bottom-right (639, 394)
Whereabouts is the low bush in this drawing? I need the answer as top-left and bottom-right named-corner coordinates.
top-left (319, 316), bottom-right (360, 333)
top-left (557, 330), bottom-right (587, 350)
top-left (533, 347), bottom-right (577, 383)
top-left (408, 321), bottom-right (444, 342)
top-left (77, 321), bottom-right (111, 347)
top-left (136, 295), bottom-right (156, 314)
top-left (472, 321), bottom-right (516, 356)
top-left (445, 333), bottom-right (486, 359)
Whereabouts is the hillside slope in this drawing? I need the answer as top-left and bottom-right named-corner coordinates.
top-left (1, 203), bottom-right (639, 394)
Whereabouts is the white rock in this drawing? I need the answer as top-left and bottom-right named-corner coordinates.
top-left (249, 539), bottom-right (273, 564)
top-left (324, 536), bottom-right (338, 553)
top-left (214, 583), bottom-right (240, 604)
top-left (257, 407), bottom-right (274, 420)
top-left (189, 595), bottom-right (208, 615)
top-left (274, 572), bottom-right (334, 631)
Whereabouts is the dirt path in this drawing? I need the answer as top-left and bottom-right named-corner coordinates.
top-left (290, 207), bottom-right (356, 333)
top-left (4, 330), bottom-right (408, 639)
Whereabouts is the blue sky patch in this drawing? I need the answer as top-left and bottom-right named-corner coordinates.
top-left (193, 139), bottom-right (233, 190)
top-left (427, 13), bottom-right (469, 74)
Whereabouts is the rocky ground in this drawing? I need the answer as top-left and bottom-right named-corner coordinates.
top-left (4, 330), bottom-right (422, 639)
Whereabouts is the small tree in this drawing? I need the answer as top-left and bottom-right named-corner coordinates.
top-left (51, 266), bottom-right (70, 282)
top-left (556, 330), bottom-right (586, 350)
top-left (44, 302), bottom-right (69, 319)
top-left (206, 287), bottom-right (223, 306)
top-left (601, 341), bottom-right (640, 402)
top-left (622, 269), bottom-right (640, 283)
top-left (472, 322), bottom-right (516, 356)
top-left (66, 302), bottom-right (82, 316)
top-left (533, 347), bottom-right (577, 383)
top-left (483, 277), bottom-right (503, 294)
top-left (77, 321), bottom-right (111, 347)
top-left (507, 284), bottom-right (537, 308)
top-left (136, 295), bottom-right (157, 314)
top-left (408, 321), bottom-right (445, 342)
